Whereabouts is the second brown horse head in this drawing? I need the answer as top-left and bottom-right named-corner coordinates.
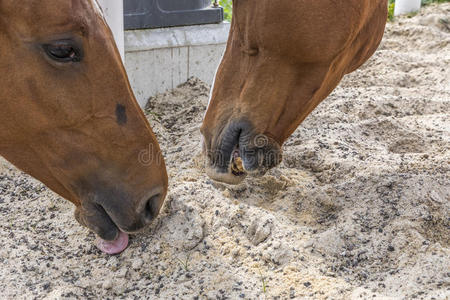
top-left (201, 0), bottom-right (388, 184)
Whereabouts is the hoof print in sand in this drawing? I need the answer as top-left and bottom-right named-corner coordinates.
top-left (247, 217), bottom-right (274, 246)
top-left (163, 203), bottom-right (205, 251)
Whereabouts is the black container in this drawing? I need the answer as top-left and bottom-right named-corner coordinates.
top-left (124, 0), bottom-right (224, 30)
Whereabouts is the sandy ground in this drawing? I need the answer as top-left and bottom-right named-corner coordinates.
top-left (1, 4), bottom-right (449, 299)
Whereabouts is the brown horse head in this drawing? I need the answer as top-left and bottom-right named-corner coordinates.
top-left (0, 0), bottom-right (168, 248)
top-left (201, 0), bottom-right (387, 184)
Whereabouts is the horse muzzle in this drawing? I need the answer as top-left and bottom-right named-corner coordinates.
top-left (203, 119), bottom-right (282, 184)
top-left (74, 185), bottom-right (165, 241)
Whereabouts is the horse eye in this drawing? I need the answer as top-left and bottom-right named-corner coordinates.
top-left (43, 41), bottom-right (82, 63)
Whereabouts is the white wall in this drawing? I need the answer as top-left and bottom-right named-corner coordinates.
top-left (125, 23), bottom-right (231, 108)
top-left (94, 1), bottom-right (230, 108)
top-left (96, 0), bottom-right (125, 60)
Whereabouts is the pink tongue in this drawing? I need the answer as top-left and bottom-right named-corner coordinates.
top-left (96, 231), bottom-right (129, 255)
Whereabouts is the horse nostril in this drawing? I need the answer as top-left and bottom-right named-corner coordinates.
top-left (144, 193), bottom-right (161, 222)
